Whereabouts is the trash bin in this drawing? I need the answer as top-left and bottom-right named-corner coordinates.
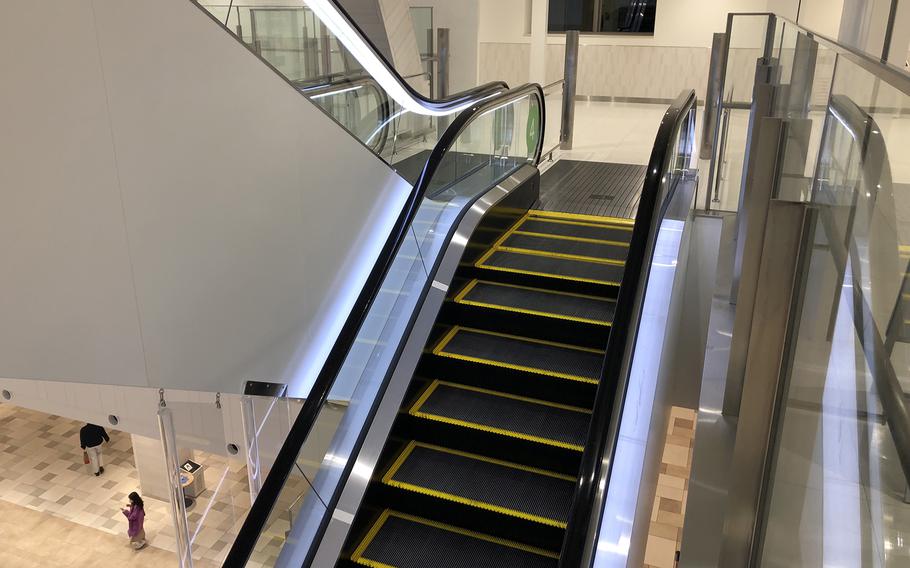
top-left (180, 459), bottom-right (205, 507)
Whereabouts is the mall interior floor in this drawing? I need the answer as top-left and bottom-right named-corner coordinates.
top-left (0, 498), bottom-right (213, 567)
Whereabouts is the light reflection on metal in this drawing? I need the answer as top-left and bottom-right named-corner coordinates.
top-left (593, 218), bottom-right (685, 567)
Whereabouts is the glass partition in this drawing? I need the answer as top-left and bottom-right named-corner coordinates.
top-left (193, 1), bottom-right (495, 176)
top-left (226, 87), bottom-right (543, 566)
top-left (708, 14), bottom-right (774, 211)
top-left (542, 80), bottom-right (565, 158)
top-left (750, 29), bottom-right (910, 566)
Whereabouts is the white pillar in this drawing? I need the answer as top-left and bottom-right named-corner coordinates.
top-left (529, 0), bottom-right (549, 84)
top-left (837, 0), bottom-right (894, 58)
top-left (131, 433), bottom-right (194, 502)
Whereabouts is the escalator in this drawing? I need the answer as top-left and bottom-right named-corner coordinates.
top-left (222, 84), bottom-right (698, 566)
top-left (340, 210), bottom-right (632, 566)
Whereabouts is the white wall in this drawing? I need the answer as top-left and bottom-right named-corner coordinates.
top-left (477, 0), bottom-right (771, 100)
top-left (0, 0), bottom-right (412, 397)
top-left (479, 0), bottom-right (771, 47)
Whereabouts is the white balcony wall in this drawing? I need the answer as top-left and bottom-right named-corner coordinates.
top-left (0, 0), bottom-right (411, 396)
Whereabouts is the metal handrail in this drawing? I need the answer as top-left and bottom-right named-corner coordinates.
top-left (558, 89), bottom-right (697, 568)
top-left (192, 1), bottom-right (508, 117)
top-left (223, 82), bottom-right (546, 567)
top-left (727, 12), bottom-right (910, 97)
top-left (543, 79), bottom-right (565, 93)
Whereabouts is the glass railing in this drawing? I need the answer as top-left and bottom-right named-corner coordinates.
top-left (560, 89), bottom-right (698, 567)
top-left (191, 1), bottom-right (507, 179)
top-left (710, 13), bottom-right (910, 566)
top-left (223, 83), bottom-right (544, 567)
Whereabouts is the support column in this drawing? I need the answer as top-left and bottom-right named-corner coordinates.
top-left (159, 407), bottom-right (194, 568)
top-left (560, 30), bottom-right (579, 150)
top-left (529, 0), bottom-right (549, 84)
top-left (720, 201), bottom-right (818, 567)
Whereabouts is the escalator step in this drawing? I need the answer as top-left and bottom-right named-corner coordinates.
top-left (433, 326), bottom-right (603, 383)
top-left (382, 442), bottom-right (575, 527)
top-left (476, 249), bottom-right (625, 286)
top-left (350, 510), bottom-right (558, 568)
top-left (501, 232), bottom-right (629, 263)
top-left (517, 217), bottom-right (633, 243)
top-left (454, 279), bottom-right (615, 325)
top-left (410, 380), bottom-right (590, 450)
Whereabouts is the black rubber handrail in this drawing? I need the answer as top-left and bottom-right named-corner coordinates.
top-left (558, 89), bottom-right (697, 568)
top-left (223, 82), bottom-right (545, 567)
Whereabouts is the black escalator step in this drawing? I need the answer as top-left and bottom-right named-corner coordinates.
top-left (351, 510), bottom-right (558, 568)
top-left (517, 217), bottom-right (633, 243)
top-left (410, 380), bottom-right (590, 451)
top-left (433, 326), bottom-right (603, 383)
top-left (455, 279), bottom-right (615, 325)
top-left (477, 249), bottom-right (625, 286)
top-left (382, 442), bottom-right (575, 527)
top-left (502, 232), bottom-right (629, 262)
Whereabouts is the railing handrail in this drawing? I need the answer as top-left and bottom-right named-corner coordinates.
top-left (558, 89), bottom-right (697, 568)
top-left (223, 82), bottom-right (545, 567)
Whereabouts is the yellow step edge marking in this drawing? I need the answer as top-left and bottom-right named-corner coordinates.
top-left (454, 279), bottom-right (612, 325)
top-left (513, 229), bottom-right (631, 247)
top-left (496, 245), bottom-right (627, 266)
top-left (523, 216), bottom-right (635, 231)
top-left (474, 248), bottom-right (623, 287)
top-left (462, 279), bottom-right (617, 303)
top-left (432, 326), bottom-right (602, 384)
top-left (409, 380), bottom-right (588, 451)
top-left (435, 325), bottom-right (605, 354)
top-left (382, 441), bottom-right (572, 528)
top-left (487, 212), bottom-right (531, 251)
top-left (529, 209), bottom-right (635, 225)
top-left (352, 509), bottom-right (559, 566)
top-left (351, 510), bottom-right (397, 568)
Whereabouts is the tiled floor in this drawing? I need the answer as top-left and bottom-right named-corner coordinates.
top-left (0, 498), bottom-right (185, 567)
top-left (541, 100), bottom-right (705, 170)
top-left (0, 404), bottom-right (252, 566)
top-left (644, 406), bottom-right (697, 568)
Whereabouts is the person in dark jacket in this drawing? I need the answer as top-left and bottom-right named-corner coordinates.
top-left (79, 423), bottom-right (110, 476)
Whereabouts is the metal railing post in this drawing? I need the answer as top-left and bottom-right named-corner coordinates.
top-left (436, 28), bottom-right (450, 98)
top-left (560, 30), bottom-right (579, 150)
top-left (700, 32), bottom-right (728, 159)
top-left (730, 60), bottom-right (779, 304)
top-left (159, 405), bottom-right (194, 568)
top-left (724, 116), bottom-right (787, 417)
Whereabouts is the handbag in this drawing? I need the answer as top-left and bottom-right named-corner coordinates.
top-left (83, 451), bottom-right (90, 465)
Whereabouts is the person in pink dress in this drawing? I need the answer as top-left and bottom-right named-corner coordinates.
top-left (122, 491), bottom-right (147, 550)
